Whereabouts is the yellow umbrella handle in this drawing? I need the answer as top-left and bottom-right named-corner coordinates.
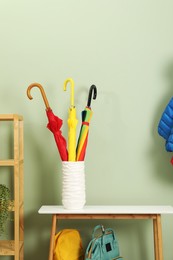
top-left (63, 78), bottom-right (75, 107)
top-left (27, 82), bottom-right (51, 110)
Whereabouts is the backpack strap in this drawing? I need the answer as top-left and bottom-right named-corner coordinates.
top-left (85, 238), bottom-right (102, 259)
top-left (92, 225), bottom-right (105, 239)
top-left (105, 228), bottom-right (115, 238)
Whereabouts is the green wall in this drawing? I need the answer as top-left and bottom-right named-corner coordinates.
top-left (1, 0), bottom-right (173, 259)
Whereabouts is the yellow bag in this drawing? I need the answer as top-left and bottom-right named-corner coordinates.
top-left (53, 229), bottom-right (84, 260)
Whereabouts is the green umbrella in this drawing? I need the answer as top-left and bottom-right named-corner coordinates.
top-left (76, 85), bottom-right (97, 161)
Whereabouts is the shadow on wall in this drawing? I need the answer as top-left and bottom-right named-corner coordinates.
top-left (107, 219), bottom-right (153, 260)
top-left (24, 123), bottom-right (62, 259)
top-left (25, 212), bottom-right (52, 260)
top-left (25, 122), bottom-right (62, 202)
top-left (152, 61), bottom-right (173, 182)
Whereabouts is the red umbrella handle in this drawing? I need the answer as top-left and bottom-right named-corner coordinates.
top-left (27, 82), bottom-right (51, 110)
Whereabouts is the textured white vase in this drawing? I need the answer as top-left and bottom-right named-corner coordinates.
top-left (62, 161), bottom-right (86, 210)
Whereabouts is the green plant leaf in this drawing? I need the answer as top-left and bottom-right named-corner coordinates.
top-left (0, 184), bottom-right (12, 237)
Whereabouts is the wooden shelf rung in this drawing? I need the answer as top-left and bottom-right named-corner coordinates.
top-left (0, 160), bottom-right (15, 166)
top-left (0, 240), bottom-right (23, 255)
top-left (9, 200), bottom-right (15, 211)
top-left (0, 114), bottom-right (23, 121)
top-left (0, 200), bottom-right (14, 211)
top-left (0, 159), bottom-right (24, 166)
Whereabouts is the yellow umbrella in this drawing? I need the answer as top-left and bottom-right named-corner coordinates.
top-left (63, 78), bottom-right (78, 161)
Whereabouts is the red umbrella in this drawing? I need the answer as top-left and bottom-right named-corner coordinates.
top-left (27, 83), bottom-right (68, 161)
top-left (46, 109), bottom-right (68, 161)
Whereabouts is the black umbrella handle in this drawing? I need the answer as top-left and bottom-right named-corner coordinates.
top-left (87, 85), bottom-right (97, 107)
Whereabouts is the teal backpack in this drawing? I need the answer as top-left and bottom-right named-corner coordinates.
top-left (85, 225), bottom-right (124, 260)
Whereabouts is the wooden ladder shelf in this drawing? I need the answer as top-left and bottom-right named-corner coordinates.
top-left (0, 114), bottom-right (24, 259)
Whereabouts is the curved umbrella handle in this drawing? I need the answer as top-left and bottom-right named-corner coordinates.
top-left (63, 78), bottom-right (75, 107)
top-left (27, 82), bottom-right (51, 110)
top-left (87, 85), bottom-right (97, 107)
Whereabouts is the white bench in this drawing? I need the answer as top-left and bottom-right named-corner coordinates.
top-left (38, 205), bottom-right (173, 260)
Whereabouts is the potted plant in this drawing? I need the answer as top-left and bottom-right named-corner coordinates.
top-left (0, 184), bottom-right (12, 237)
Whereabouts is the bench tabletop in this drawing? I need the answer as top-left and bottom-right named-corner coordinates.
top-left (38, 205), bottom-right (173, 215)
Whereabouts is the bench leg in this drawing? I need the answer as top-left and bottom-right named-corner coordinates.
top-left (153, 214), bottom-right (163, 260)
top-left (49, 214), bottom-right (57, 260)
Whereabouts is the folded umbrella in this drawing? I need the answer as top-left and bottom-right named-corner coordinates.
top-left (27, 83), bottom-right (68, 161)
top-left (76, 85), bottom-right (97, 161)
top-left (63, 78), bottom-right (78, 161)
top-left (46, 109), bottom-right (68, 161)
